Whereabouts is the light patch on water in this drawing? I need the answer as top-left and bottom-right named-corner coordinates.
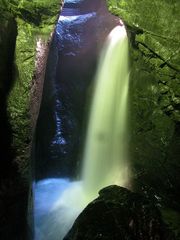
top-left (58, 12), bottom-right (96, 22)
top-left (64, 0), bottom-right (84, 4)
top-left (56, 12), bottom-right (96, 53)
top-left (34, 179), bottom-right (97, 240)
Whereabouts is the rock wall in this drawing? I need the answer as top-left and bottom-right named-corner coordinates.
top-left (65, 185), bottom-right (175, 240)
top-left (107, 0), bottom-right (180, 237)
top-left (0, 11), bottom-right (17, 175)
top-left (0, 0), bottom-right (62, 179)
top-left (0, 0), bottom-right (61, 238)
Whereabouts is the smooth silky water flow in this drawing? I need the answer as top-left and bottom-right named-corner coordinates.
top-left (34, 24), bottom-right (130, 240)
top-left (82, 24), bottom-right (130, 197)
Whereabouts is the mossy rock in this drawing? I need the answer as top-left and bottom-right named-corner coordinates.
top-left (65, 186), bottom-right (175, 240)
top-left (107, 0), bottom-right (180, 233)
top-left (1, 0), bottom-right (62, 179)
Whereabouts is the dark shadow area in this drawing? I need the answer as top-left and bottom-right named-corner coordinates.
top-left (0, 17), bottom-right (28, 240)
top-left (0, 17), bottom-right (17, 173)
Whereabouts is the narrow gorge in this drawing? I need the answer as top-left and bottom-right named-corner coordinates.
top-left (0, 0), bottom-right (179, 239)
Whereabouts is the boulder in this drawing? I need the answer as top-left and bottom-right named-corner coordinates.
top-left (64, 185), bottom-right (175, 240)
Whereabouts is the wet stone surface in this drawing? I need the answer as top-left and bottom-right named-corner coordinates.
top-left (64, 185), bottom-right (175, 240)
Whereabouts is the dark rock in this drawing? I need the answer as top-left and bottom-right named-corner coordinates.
top-left (64, 185), bottom-right (175, 240)
top-left (0, 14), bottom-right (17, 175)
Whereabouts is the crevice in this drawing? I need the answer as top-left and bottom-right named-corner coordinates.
top-left (0, 17), bottom-right (17, 174)
top-left (137, 41), bottom-right (180, 72)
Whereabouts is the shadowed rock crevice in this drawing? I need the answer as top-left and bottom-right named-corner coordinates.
top-left (0, 16), bottom-right (17, 175)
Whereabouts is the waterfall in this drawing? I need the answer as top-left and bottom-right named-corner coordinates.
top-left (34, 24), bottom-right (130, 240)
top-left (82, 25), bottom-right (130, 196)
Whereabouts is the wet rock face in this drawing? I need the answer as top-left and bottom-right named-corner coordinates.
top-left (64, 185), bottom-right (175, 240)
top-left (106, 0), bottom-right (180, 212)
top-left (33, 1), bottom-right (120, 180)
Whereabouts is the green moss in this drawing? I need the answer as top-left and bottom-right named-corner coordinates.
top-left (107, 2), bottom-right (180, 227)
top-left (5, 0), bottom-right (62, 178)
top-left (107, 0), bottom-right (180, 71)
top-left (0, 0), bottom-right (61, 24)
top-left (161, 208), bottom-right (180, 238)
top-left (7, 19), bottom-right (35, 177)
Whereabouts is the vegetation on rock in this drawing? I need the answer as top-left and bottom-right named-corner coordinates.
top-left (107, 0), bottom-right (180, 238)
top-left (0, 0), bottom-right (62, 179)
top-left (0, 1), bottom-right (61, 238)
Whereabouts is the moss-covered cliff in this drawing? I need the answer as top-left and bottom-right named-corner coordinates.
top-left (0, 0), bottom-right (61, 237)
top-left (0, 0), bottom-right (62, 179)
top-left (107, 0), bottom-right (180, 237)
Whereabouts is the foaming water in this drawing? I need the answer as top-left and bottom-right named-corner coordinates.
top-left (34, 24), bottom-right (130, 239)
top-left (34, 179), bottom-right (87, 240)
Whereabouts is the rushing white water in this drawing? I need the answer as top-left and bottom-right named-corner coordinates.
top-left (82, 24), bottom-right (130, 196)
top-left (34, 24), bottom-right (130, 240)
